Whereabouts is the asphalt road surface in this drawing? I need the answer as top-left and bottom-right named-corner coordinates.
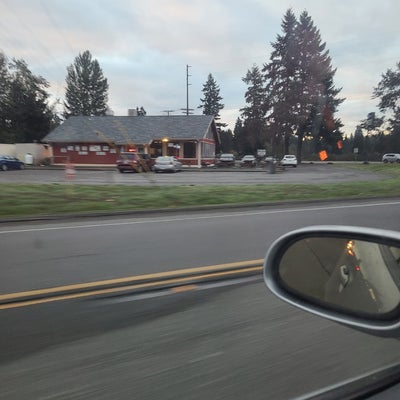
top-left (1, 199), bottom-right (399, 294)
top-left (2, 279), bottom-right (400, 400)
top-left (1, 199), bottom-right (400, 399)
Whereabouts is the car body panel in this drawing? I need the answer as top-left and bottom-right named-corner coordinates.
top-left (295, 363), bottom-right (400, 400)
top-left (0, 155), bottom-right (25, 171)
top-left (153, 156), bottom-right (182, 172)
top-left (382, 153), bottom-right (400, 163)
top-left (281, 154), bottom-right (298, 167)
top-left (216, 153), bottom-right (235, 167)
top-left (240, 155), bottom-right (256, 167)
top-left (116, 152), bottom-right (154, 173)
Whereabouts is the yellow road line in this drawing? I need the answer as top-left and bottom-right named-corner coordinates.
top-left (0, 259), bottom-right (263, 302)
top-left (170, 284), bottom-right (198, 293)
top-left (0, 266), bottom-right (263, 310)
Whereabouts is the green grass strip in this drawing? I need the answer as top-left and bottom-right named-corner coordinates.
top-left (0, 164), bottom-right (399, 218)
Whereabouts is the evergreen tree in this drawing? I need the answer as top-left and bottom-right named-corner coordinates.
top-left (353, 126), bottom-right (364, 155)
top-left (0, 52), bottom-right (56, 143)
top-left (218, 129), bottom-right (234, 153)
top-left (0, 52), bottom-right (10, 140)
top-left (292, 11), bottom-right (344, 162)
top-left (64, 50), bottom-right (109, 118)
top-left (373, 61), bottom-right (400, 127)
top-left (233, 117), bottom-right (245, 154)
top-left (198, 73), bottom-right (226, 129)
top-left (370, 62), bottom-right (400, 153)
top-left (240, 65), bottom-right (266, 154)
top-left (262, 10), bottom-right (344, 162)
top-left (263, 9), bottom-right (298, 155)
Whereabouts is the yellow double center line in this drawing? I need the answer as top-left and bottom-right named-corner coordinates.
top-left (0, 259), bottom-right (264, 310)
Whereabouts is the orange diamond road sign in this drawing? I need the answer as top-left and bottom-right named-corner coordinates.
top-left (319, 150), bottom-right (328, 161)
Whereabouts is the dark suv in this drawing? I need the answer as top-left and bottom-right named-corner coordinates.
top-left (116, 152), bottom-right (154, 173)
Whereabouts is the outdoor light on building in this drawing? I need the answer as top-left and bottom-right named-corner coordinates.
top-left (162, 137), bottom-right (169, 143)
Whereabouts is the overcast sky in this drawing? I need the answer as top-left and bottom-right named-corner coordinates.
top-left (1, 0), bottom-right (399, 135)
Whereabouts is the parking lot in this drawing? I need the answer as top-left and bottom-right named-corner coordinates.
top-left (0, 163), bottom-right (383, 186)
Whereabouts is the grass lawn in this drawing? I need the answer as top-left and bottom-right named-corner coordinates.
top-left (1, 164), bottom-right (399, 218)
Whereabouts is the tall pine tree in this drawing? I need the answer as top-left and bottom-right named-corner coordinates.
top-left (240, 65), bottom-right (266, 154)
top-left (0, 52), bottom-right (56, 143)
top-left (373, 61), bottom-right (400, 129)
top-left (64, 50), bottom-right (109, 118)
top-left (0, 52), bottom-right (10, 141)
top-left (293, 11), bottom-right (344, 161)
top-left (262, 10), bottom-right (344, 162)
top-left (263, 9), bottom-right (298, 155)
top-left (198, 73), bottom-right (226, 129)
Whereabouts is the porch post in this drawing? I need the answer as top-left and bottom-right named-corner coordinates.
top-left (162, 141), bottom-right (168, 156)
top-left (197, 140), bottom-right (202, 168)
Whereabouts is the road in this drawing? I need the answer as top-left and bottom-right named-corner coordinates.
top-left (1, 199), bottom-right (400, 399)
top-left (2, 278), bottom-right (400, 400)
top-left (1, 199), bottom-right (399, 294)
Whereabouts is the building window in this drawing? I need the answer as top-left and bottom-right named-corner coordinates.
top-left (183, 142), bottom-right (196, 158)
top-left (201, 142), bottom-right (214, 157)
top-left (89, 145), bottom-right (101, 152)
top-left (150, 141), bottom-right (162, 157)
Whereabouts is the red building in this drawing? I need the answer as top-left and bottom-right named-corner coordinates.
top-left (43, 115), bottom-right (219, 167)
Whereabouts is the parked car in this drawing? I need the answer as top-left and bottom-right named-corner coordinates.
top-left (0, 155), bottom-right (25, 171)
top-left (281, 154), bottom-right (298, 167)
top-left (382, 153), bottom-right (400, 163)
top-left (216, 153), bottom-right (235, 167)
top-left (153, 156), bottom-right (182, 173)
top-left (263, 156), bottom-right (279, 164)
top-left (116, 152), bottom-right (154, 173)
top-left (239, 155), bottom-right (256, 167)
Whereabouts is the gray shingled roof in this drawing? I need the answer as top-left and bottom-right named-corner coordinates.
top-left (43, 115), bottom-right (218, 144)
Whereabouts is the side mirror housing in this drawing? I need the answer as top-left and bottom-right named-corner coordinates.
top-left (264, 226), bottom-right (400, 336)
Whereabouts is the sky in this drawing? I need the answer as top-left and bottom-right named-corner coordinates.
top-left (1, 0), bottom-right (399, 136)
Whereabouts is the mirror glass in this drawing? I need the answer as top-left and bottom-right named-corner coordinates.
top-left (278, 237), bottom-right (400, 316)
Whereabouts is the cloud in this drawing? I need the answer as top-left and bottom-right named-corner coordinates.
top-left (0, 0), bottom-right (398, 133)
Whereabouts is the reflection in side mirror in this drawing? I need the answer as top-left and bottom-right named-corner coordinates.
top-left (264, 226), bottom-right (400, 332)
top-left (278, 237), bottom-right (400, 317)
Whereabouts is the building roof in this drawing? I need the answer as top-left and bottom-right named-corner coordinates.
top-left (43, 115), bottom-right (218, 144)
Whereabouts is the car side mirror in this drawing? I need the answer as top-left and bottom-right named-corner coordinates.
top-left (263, 226), bottom-right (400, 336)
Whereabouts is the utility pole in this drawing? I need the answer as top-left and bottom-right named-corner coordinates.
top-left (162, 110), bottom-right (175, 116)
top-left (181, 64), bottom-right (193, 115)
top-left (186, 64), bottom-right (191, 115)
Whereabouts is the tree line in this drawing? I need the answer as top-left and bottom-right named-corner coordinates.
top-left (0, 50), bottom-right (107, 143)
top-left (1, 8), bottom-right (399, 160)
top-left (200, 9), bottom-right (400, 161)
top-left (0, 53), bottom-right (59, 143)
